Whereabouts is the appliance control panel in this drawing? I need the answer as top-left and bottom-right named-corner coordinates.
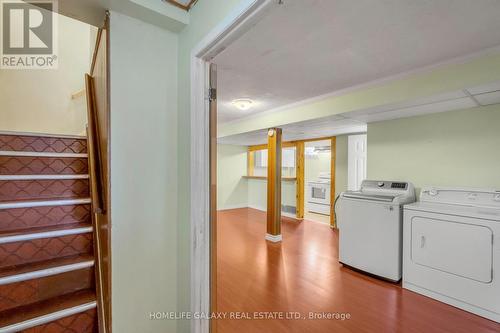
top-left (420, 187), bottom-right (500, 208)
top-left (362, 180), bottom-right (408, 191)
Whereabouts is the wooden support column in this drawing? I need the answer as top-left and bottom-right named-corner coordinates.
top-left (296, 141), bottom-right (305, 220)
top-left (330, 137), bottom-right (337, 228)
top-left (247, 150), bottom-right (254, 176)
top-left (266, 128), bottom-right (282, 242)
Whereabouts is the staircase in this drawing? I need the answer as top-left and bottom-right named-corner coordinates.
top-left (0, 132), bottom-right (99, 332)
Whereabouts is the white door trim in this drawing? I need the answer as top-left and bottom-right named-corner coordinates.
top-left (189, 1), bottom-right (274, 333)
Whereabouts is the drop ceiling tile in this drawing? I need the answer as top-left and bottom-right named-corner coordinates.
top-left (350, 97), bottom-right (476, 122)
top-left (466, 80), bottom-right (500, 95)
top-left (473, 91), bottom-right (500, 106)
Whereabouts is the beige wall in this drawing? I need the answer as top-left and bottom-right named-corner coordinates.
top-left (217, 144), bottom-right (248, 209)
top-left (0, 14), bottom-right (94, 136)
top-left (367, 105), bottom-right (500, 194)
top-left (109, 11), bottom-right (178, 333)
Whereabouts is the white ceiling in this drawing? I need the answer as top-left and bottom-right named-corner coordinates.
top-left (214, 0), bottom-right (500, 124)
top-left (218, 80), bottom-right (500, 145)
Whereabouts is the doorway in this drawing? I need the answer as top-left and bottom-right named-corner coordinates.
top-left (304, 139), bottom-right (332, 224)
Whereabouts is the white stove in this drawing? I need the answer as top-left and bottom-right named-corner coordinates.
top-left (307, 172), bottom-right (331, 215)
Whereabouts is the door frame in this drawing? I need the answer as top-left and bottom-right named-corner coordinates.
top-left (189, 1), bottom-right (273, 332)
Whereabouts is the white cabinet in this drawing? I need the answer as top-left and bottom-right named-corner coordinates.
top-left (282, 148), bottom-right (295, 168)
top-left (254, 148), bottom-right (295, 168)
top-left (254, 150), bottom-right (267, 167)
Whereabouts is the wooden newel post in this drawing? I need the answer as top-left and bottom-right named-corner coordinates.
top-left (266, 128), bottom-right (282, 242)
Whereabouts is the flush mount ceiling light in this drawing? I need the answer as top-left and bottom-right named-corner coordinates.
top-left (232, 98), bottom-right (254, 111)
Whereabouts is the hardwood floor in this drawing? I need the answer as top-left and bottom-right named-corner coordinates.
top-left (217, 208), bottom-right (500, 333)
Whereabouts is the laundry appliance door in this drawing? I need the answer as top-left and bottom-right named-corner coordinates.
top-left (403, 208), bottom-right (500, 322)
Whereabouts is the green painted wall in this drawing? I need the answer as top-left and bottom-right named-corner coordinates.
top-left (368, 105), bottom-right (500, 193)
top-left (247, 178), bottom-right (297, 212)
top-left (177, 1), bottom-right (244, 331)
top-left (110, 11), bottom-right (179, 332)
top-left (217, 145), bottom-right (248, 209)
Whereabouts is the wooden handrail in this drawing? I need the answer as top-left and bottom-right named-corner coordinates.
top-left (85, 74), bottom-right (104, 214)
top-left (86, 15), bottom-right (111, 333)
top-left (163, 0), bottom-right (198, 11)
top-left (85, 71), bottom-right (107, 333)
top-left (71, 89), bottom-right (85, 100)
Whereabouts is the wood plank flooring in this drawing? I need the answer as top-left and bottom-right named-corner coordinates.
top-left (217, 208), bottom-right (500, 333)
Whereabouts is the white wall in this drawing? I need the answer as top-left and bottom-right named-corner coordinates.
top-left (217, 144), bottom-right (248, 209)
top-left (109, 11), bottom-right (178, 333)
top-left (0, 13), bottom-right (94, 136)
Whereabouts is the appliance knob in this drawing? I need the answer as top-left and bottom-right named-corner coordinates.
top-left (429, 189), bottom-right (438, 196)
top-left (377, 182), bottom-right (385, 188)
top-left (467, 193), bottom-right (478, 200)
top-left (494, 194), bottom-right (500, 202)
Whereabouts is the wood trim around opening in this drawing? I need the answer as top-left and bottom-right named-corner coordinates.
top-left (209, 64), bottom-right (218, 332)
top-left (189, 2), bottom-right (276, 332)
top-left (330, 137), bottom-right (337, 228)
top-left (248, 141), bottom-right (296, 151)
top-left (295, 141), bottom-right (305, 220)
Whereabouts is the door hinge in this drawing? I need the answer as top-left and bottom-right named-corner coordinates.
top-left (208, 88), bottom-right (217, 101)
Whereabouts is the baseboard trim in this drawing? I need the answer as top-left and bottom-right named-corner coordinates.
top-left (282, 212), bottom-right (298, 219)
top-left (217, 204), bottom-right (248, 211)
top-left (265, 233), bottom-right (282, 242)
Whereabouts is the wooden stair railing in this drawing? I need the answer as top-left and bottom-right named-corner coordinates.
top-left (85, 74), bottom-right (107, 333)
top-left (85, 75), bottom-right (104, 215)
top-left (85, 16), bottom-right (111, 333)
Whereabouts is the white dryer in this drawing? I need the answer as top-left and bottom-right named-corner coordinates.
top-left (403, 187), bottom-right (500, 323)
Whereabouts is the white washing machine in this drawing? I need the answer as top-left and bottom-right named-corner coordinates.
top-left (337, 180), bottom-right (416, 281)
top-left (403, 186), bottom-right (500, 323)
